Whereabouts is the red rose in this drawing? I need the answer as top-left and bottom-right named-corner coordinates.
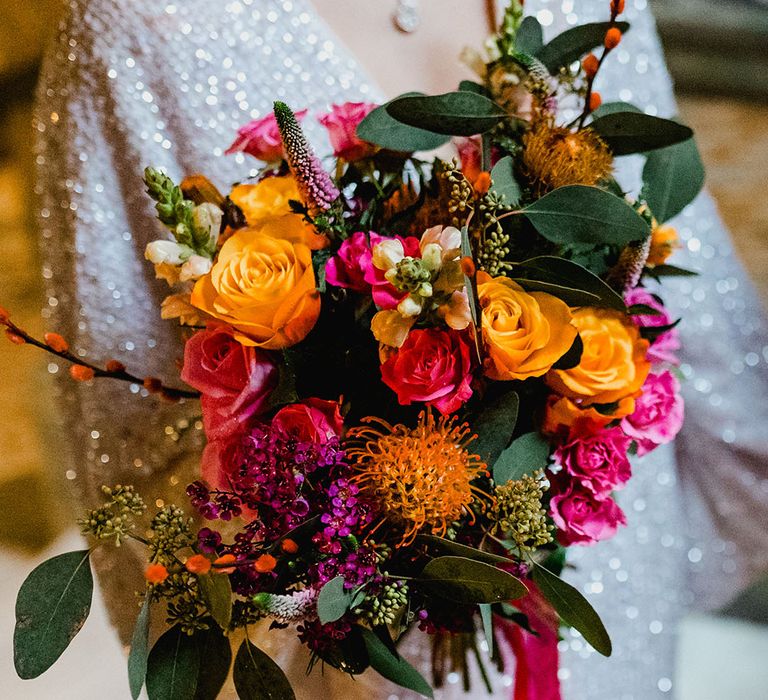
top-left (272, 398), bottom-right (344, 444)
top-left (380, 328), bottom-right (473, 415)
top-left (181, 324), bottom-right (278, 439)
top-left (549, 477), bottom-right (627, 546)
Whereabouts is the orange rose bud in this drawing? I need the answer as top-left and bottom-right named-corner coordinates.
top-left (70, 364), bottom-right (95, 381)
top-left (213, 554), bottom-right (237, 574)
top-left (582, 53), bottom-right (599, 78)
top-left (589, 92), bottom-right (603, 112)
top-left (0, 306), bottom-right (10, 324)
top-left (280, 538), bottom-right (299, 554)
top-left (604, 27), bottom-right (622, 49)
top-left (144, 563), bottom-right (169, 584)
top-left (254, 553), bottom-right (277, 573)
top-left (460, 256), bottom-right (476, 277)
top-left (474, 171), bottom-right (492, 195)
top-left (106, 359), bottom-right (126, 373)
top-left (143, 376), bottom-right (163, 393)
top-left (5, 330), bottom-right (26, 345)
top-left (44, 332), bottom-right (69, 353)
top-left (185, 554), bottom-right (212, 575)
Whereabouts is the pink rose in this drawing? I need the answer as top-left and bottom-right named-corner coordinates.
top-left (550, 478), bottom-right (627, 546)
top-left (364, 235), bottom-right (421, 309)
top-left (272, 398), bottom-right (344, 444)
top-left (621, 370), bottom-right (684, 456)
top-left (325, 231), bottom-right (381, 293)
top-left (380, 328), bottom-right (473, 415)
top-left (625, 287), bottom-right (680, 365)
top-left (318, 102), bottom-right (377, 161)
top-left (554, 424), bottom-right (632, 498)
top-left (225, 109), bottom-right (308, 162)
top-left (181, 324), bottom-right (278, 439)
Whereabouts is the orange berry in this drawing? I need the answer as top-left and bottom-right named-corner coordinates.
top-left (280, 538), bottom-right (299, 554)
top-left (185, 554), bottom-right (212, 575)
top-left (105, 359), bottom-right (126, 373)
top-left (0, 306), bottom-right (10, 324)
top-left (254, 553), bottom-right (277, 573)
top-left (474, 171), bottom-right (492, 195)
top-left (589, 92), bottom-right (603, 112)
top-left (144, 563), bottom-right (169, 584)
top-left (70, 364), bottom-right (95, 381)
top-left (44, 332), bottom-right (69, 353)
top-left (582, 53), bottom-right (599, 78)
top-left (160, 390), bottom-right (181, 404)
top-left (5, 330), bottom-right (26, 345)
top-left (460, 256), bottom-right (476, 277)
top-left (213, 554), bottom-right (237, 574)
top-left (604, 27), bottom-right (622, 50)
top-left (143, 376), bottom-right (163, 393)
top-left (611, 0), bottom-right (625, 15)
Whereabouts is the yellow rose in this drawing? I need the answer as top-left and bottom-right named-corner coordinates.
top-left (229, 176), bottom-right (328, 250)
top-left (546, 307), bottom-right (650, 405)
top-left (477, 272), bottom-right (577, 381)
top-left (191, 228), bottom-right (320, 349)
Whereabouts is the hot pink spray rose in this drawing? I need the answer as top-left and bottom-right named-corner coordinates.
top-left (225, 109), bottom-right (308, 162)
top-left (554, 424), bottom-right (632, 498)
top-left (549, 477), bottom-right (627, 546)
top-left (380, 328), bottom-right (473, 414)
top-left (181, 323), bottom-right (278, 439)
top-left (325, 231), bottom-right (381, 293)
top-left (625, 287), bottom-right (680, 365)
top-left (272, 398), bottom-right (344, 444)
top-left (621, 370), bottom-right (684, 456)
top-left (318, 102), bottom-right (377, 161)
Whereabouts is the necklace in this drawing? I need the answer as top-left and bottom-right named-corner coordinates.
top-left (393, 0), bottom-right (499, 35)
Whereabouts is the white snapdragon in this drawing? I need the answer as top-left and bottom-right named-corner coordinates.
top-left (179, 255), bottom-right (213, 282)
top-left (192, 202), bottom-right (223, 248)
top-left (145, 240), bottom-right (187, 265)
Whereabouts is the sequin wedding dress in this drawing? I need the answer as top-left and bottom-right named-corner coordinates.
top-left (34, 0), bottom-right (768, 698)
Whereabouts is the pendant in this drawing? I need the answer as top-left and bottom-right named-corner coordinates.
top-left (393, 0), bottom-right (420, 33)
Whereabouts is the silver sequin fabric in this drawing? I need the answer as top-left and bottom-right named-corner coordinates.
top-left (34, 1), bottom-right (768, 698)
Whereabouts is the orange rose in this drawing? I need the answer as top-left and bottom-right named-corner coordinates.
top-left (546, 307), bottom-right (650, 405)
top-left (542, 394), bottom-right (636, 435)
top-left (191, 229), bottom-right (320, 349)
top-left (229, 176), bottom-right (328, 250)
top-left (477, 272), bottom-right (577, 381)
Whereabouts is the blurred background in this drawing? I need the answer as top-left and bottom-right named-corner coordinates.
top-left (0, 0), bottom-right (767, 697)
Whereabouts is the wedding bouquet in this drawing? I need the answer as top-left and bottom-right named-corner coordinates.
top-left (7, 1), bottom-right (703, 698)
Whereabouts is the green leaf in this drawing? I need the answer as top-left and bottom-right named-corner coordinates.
top-left (479, 603), bottom-right (494, 656)
top-left (193, 625), bottom-right (233, 700)
top-left (265, 351), bottom-right (299, 411)
top-left (591, 101), bottom-right (642, 118)
top-left (417, 535), bottom-right (511, 565)
top-left (233, 639), bottom-right (296, 700)
top-left (627, 303), bottom-right (663, 316)
top-left (522, 185), bottom-right (650, 246)
top-left (317, 575), bottom-right (362, 624)
top-left (128, 597), bottom-right (151, 699)
top-left (588, 112), bottom-right (693, 156)
top-left (458, 80), bottom-right (491, 97)
top-left (14, 550), bottom-right (93, 679)
top-left (490, 156), bottom-right (522, 207)
top-left (532, 563), bottom-right (612, 657)
top-left (515, 16), bottom-right (544, 55)
top-left (645, 263), bottom-right (698, 278)
top-left (552, 333), bottom-right (584, 371)
top-left (360, 627), bottom-right (434, 698)
top-left (512, 256), bottom-right (627, 311)
top-left (386, 91), bottom-right (508, 136)
top-left (146, 626), bottom-right (200, 700)
top-left (472, 389), bottom-right (520, 467)
top-left (641, 138), bottom-right (705, 223)
top-left (420, 556), bottom-right (527, 604)
top-left (197, 572), bottom-right (233, 631)
top-left (536, 21), bottom-right (630, 72)
top-left (357, 95), bottom-right (449, 152)
top-left (493, 431), bottom-right (551, 485)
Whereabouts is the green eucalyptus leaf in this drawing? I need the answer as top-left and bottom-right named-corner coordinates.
top-left (493, 431), bottom-right (551, 485)
top-left (197, 571), bottom-right (232, 631)
top-left (357, 94), bottom-right (449, 152)
top-left (420, 556), bottom-right (527, 604)
top-left (645, 263), bottom-right (698, 278)
top-left (146, 626), bottom-right (200, 700)
top-left (128, 597), bottom-right (151, 699)
top-left (522, 185), bottom-right (650, 246)
top-left (458, 80), bottom-right (491, 97)
top-left (532, 563), bottom-right (612, 657)
top-left (591, 101), bottom-right (642, 118)
top-left (193, 625), bottom-right (232, 700)
top-left (14, 550), bottom-right (93, 679)
top-left (641, 138), bottom-right (705, 223)
top-left (472, 389), bottom-right (520, 467)
top-left (360, 627), bottom-right (434, 698)
top-left (317, 575), bottom-right (358, 624)
top-left (515, 16), bottom-right (544, 55)
top-left (490, 156), bottom-right (522, 207)
top-left (536, 21), bottom-right (630, 72)
top-left (588, 112), bottom-right (693, 156)
top-left (233, 639), bottom-right (296, 700)
top-left (552, 333), bottom-right (584, 371)
top-left (512, 278), bottom-right (602, 307)
top-left (479, 603), bottom-right (494, 656)
top-left (385, 91), bottom-right (507, 136)
top-left (417, 535), bottom-right (510, 565)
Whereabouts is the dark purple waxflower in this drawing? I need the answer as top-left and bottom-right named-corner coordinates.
top-left (197, 528), bottom-right (222, 553)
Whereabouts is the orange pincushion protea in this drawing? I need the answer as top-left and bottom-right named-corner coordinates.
top-left (347, 412), bottom-right (489, 546)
